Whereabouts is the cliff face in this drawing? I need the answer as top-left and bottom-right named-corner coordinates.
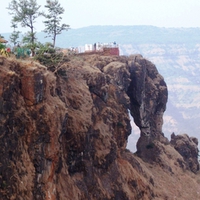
top-left (120, 42), bottom-right (200, 151)
top-left (0, 55), bottom-right (199, 200)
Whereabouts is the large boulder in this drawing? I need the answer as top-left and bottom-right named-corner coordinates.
top-left (170, 133), bottom-right (199, 173)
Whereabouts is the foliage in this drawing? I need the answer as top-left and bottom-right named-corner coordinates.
top-left (34, 42), bottom-right (67, 71)
top-left (10, 32), bottom-right (21, 47)
top-left (7, 0), bottom-right (41, 29)
top-left (22, 31), bottom-right (38, 54)
top-left (7, 0), bottom-right (41, 55)
top-left (42, 0), bottom-right (69, 47)
top-left (0, 43), bottom-right (6, 50)
top-left (10, 21), bottom-right (20, 46)
top-left (6, 0), bottom-right (71, 65)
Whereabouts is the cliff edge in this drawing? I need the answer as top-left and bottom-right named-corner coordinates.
top-left (0, 54), bottom-right (199, 200)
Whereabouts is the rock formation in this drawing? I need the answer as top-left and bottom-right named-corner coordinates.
top-left (0, 54), bottom-right (199, 200)
top-left (170, 133), bottom-right (199, 173)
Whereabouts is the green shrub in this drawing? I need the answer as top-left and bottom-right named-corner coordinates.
top-left (34, 42), bottom-right (65, 71)
top-left (0, 43), bottom-right (6, 50)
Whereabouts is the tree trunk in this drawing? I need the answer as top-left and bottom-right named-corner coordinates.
top-left (31, 26), bottom-right (35, 56)
top-left (53, 34), bottom-right (56, 48)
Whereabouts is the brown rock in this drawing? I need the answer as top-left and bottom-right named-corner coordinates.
top-left (0, 55), bottom-right (199, 200)
top-left (170, 133), bottom-right (199, 173)
top-left (127, 55), bottom-right (169, 160)
top-left (20, 63), bottom-right (46, 106)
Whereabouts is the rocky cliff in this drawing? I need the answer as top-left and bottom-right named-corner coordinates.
top-left (120, 42), bottom-right (200, 151)
top-left (0, 54), bottom-right (199, 200)
top-left (3, 26), bottom-right (200, 150)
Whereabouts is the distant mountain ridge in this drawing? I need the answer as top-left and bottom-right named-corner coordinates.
top-left (2, 25), bottom-right (200, 47)
top-left (48, 25), bottom-right (200, 48)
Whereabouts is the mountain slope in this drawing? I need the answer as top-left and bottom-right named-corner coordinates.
top-left (0, 55), bottom-right (199, 200)
top-left (2, 25), bottom-right (200, 151)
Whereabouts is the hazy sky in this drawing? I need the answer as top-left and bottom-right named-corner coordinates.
top-left (1, 0), bottom-right (200, 33)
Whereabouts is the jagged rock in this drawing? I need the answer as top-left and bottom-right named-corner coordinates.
top-left (170, 133), bottom-right (199, 173)
top-left (0, 55), bottom-right (199, 200)
top-left (127, 54), bottom-right (169, 160)
top-left (20, 65), bottom-right (46, 106)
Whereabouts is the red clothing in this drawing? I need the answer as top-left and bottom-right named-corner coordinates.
top-left (6, 48), bottom-right (11, 53)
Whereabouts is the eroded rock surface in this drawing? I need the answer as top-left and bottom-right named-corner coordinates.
top-left (0, 55), bottom-right (199, 200)
top-left (170, 133), bottom-right (199, 173)
top-left (127, 54), bottom-right (169, 161)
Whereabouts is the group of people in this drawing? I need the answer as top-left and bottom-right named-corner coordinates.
top-left (0, 47), bottom-right (11, 57)
top-left (69, 47), bottom-right (79, 54)
top-left (0, 43), bottom-right (31, 58)
top-left (12, 44), bottom-right (31, 58)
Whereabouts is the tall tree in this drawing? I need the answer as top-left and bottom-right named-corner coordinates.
top-left (43, 0), bottom-right (69, 48)
top-left (7, 0), bottom-right (41, 55)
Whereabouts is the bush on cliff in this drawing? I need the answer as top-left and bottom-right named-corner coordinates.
top-left (34, 42), bottom-right (66, 72)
